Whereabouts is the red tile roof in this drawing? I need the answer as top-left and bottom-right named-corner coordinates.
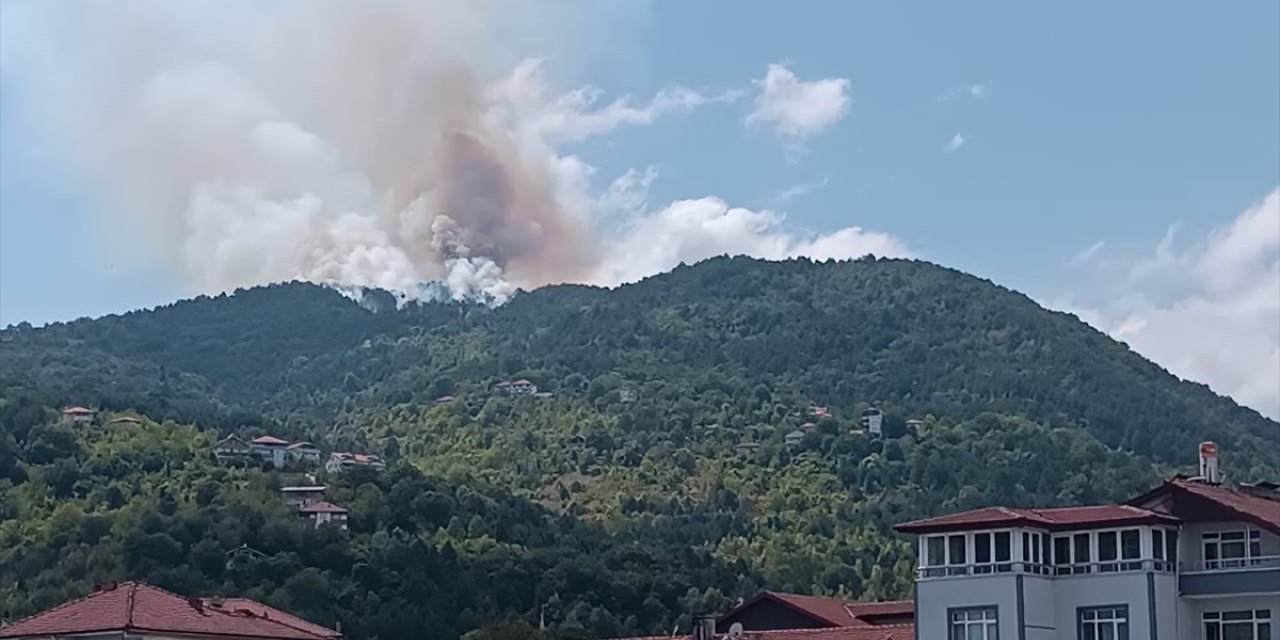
top-left (0, 582), bottom-right (337, 639)
top-left (1128, 477), bottom-right (1280, 534)
top-left (299, 501), bottom-right (348, 514)
top-left (895, 504), bottom-right (1177, 534)
top-left (286, 442), bottom-right (318, 450)
top-left (252, 436), bottom-right (290, 446)
top-left (719, 592), bottom-right (912, 629)
top-left (204, 599), bottom-right (340, 639)
top-left (611, 624), bottom-right (914, 640)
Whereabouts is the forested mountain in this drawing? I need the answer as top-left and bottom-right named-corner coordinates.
top-left (2, 256), bottom-right (1277, 639)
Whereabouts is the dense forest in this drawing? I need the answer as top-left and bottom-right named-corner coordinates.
top-left (2, 256), bottom-right (1277, 638)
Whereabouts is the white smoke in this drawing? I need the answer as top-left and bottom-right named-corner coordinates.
top-left (1, 0), bottom-right (908, 303)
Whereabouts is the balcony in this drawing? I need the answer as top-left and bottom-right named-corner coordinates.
top-left (916, 559), bottom-right (1174, 580)
top-left (1179, 555), bottom-right (1280, 598)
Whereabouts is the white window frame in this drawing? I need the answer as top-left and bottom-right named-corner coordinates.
top-left (1202, 609), bottom-right (1272, 640)
top-left (1202, 528), bottom-right (1263, 569)
top-left (949, 607), bottom-right (998, 640)
top-left (1079, 605), bottom-right (1129, 640)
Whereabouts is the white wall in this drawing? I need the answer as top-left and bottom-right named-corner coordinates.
top-left (916, 574), bottom-right (1019, 640)
top-left (1179, 595), bottom-right (1280, 640)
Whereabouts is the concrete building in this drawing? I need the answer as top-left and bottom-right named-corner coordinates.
top-left (281, 485), bottom-right (327, 509)
top-left (325, 452), bottom-right (386, 473)
top-left (250, 435), bottom-right (290, 468)
top-left (212, 435), bottom-right (254, 465)
top-left (897, 442), bottom-right (1279, 640)
top-left (286, 441), bottom-right (322, 465)
top-left (495, 379), bottom-right (538, 396)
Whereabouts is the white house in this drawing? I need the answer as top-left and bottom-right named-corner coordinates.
top-left (61, 406), bottom-right (95, 424)
top-left (286, 441), bottom-right (322, 465)
top-left (496, 379), bottom-right (539, 396)
top-left (281, 485), bottom-right (327, 509)
top-left (325, 452), bottom-right (386, 473)
top-left (299, 502), bottom-right (349, 529)
top-left (250, 435), bottom-right (290, 468)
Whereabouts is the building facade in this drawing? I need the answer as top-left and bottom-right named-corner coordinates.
top-left (897, 444), bottom-right (1279, 640)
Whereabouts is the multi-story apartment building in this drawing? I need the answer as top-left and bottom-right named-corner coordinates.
top-left (897, 443), bottom-right (1279, 640)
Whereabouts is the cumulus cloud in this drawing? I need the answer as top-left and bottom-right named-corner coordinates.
top-left (594, 197), bottom-right (910, 286)
top-left (1058, 189), bottom-right (1280, 418)
top-left (945, 133), bottom-right (966, 153)
top-left (746, 63), bottom-right (851, 140)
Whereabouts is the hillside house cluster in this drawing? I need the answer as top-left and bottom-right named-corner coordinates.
top-left (325, 451), bottom-right (386, 474)
top-left (280, 486), bottom-right (348, 529)
top-left (495, 379), bottom-right (538, 396)
top-left (214, 435), bottom-right (321, 468)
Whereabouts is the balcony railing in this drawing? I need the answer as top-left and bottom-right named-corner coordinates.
top-left (916, 559), bottom-right (1175, 580)
top-left (1181, 555), bottom-right (1280, 573)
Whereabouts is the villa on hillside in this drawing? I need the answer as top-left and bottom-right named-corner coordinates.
top-left (0, 581), bottom-right (339, 640)
top-left (495, 379), bottom-right (539, 396)
top-left (61, 406), bottom-right (95, 424)
top-left (325, 451), bottom-right (386, 473)
top-left (213, 435), bottom-right (254, 464)
top-left (299, 502), bottom-right (349, 529)
top-left (281, 486), bottom-right (327, 509)
top-left (214, 435), bottom-right (323, 468)
top-left (287, 441), bottom-right (322, 464)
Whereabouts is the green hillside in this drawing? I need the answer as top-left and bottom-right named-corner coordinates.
top-left (1, 256), bottom-right (1276, 639)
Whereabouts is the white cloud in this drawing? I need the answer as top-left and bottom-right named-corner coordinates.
top-left (945, 133), bottom-right (966, 153)
top-left (939, 82), bottom-right (991, 101)
top-left (768, 177), bottom-right (829, 206)
top-left (1069, 241), bottom-right (1106, 266)
top-left (1056, 189), bottom-right (1280, 418)
top-left (746, 63), bottom-right (851, 140)
top-left (594, 197), bottom-right (910, 287)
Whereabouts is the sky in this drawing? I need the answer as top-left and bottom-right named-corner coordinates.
top-left (0, 1), bottom-right (1277, 418)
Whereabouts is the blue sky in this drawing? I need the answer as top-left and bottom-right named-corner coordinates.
top-left (1, 0), bottom-right (1277, 416)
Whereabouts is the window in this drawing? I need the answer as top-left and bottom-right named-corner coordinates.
top-left (1042, 534), bottom-right (1052, 575)
top-left (1054, 536), bottom-right (1072, 575)
top-left (1073, 533), bottom-right (1092, 574)
top-left (925, 536), bottom-right (946, 576)
top-left (995, 531), bottom-right (1012, 572)
top-left (948, 534), bottom-right (968, 575)
top-left (1098, 531), bottom-right (1118, 572)
top-left (1166, 530), bottom-right (1178, 568)
top-left (1079, 606), bottom-right (1128, 640)
top-left (1152, 529), bottom-right (1168, 570)
top-left (1120, 529), bottom-right (1141, 570)
top-left (975, 532), bottom-right (992, 574)
top-left (1203, 609), bottom-right (1271, 640)
top-left (950, 607), bottom-right (998, 640)
top-left (1203, 529), bottom-right (1262, 569)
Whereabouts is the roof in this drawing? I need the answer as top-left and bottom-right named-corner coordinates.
top-left (61, 406), bottom-right (94, 414)
top-left (281, 486), bottom-right (327, 493)
top-left (719, 592), bottom-right (912, 629)
top-left (1127, 476), bottom-right (1280, 534)
top-left (286, 442), bottom-right (318, 450)
top-left (204, 599), bottom-right (340, 639)
top-left (895, 504), bottom-right (1178, 534)
top-left (252, 436), bottom-right (290, 446)
top-left (0, 582), bottom-right (337, 640)
top-left (299, 501), bottom-right (348, 514)
top-left (610, 625), bottom-right (914, 640)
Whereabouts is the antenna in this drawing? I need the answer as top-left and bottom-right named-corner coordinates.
top-left (728, 622), bottom-right (745, 638)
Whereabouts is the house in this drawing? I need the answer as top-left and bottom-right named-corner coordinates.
top-left (213, 435), bottom-right (254, 464)
top-left (299, 501), bottom-right (349, 529)
top-left (800, 422), bottom-right (818, 431)
top-left (896, 441), bottom-right (1279, 640)
top-left (495, 379), bottom-right (539, 396)
top-left (286, 441), bottom-right (322, 464)
top-left (784, 429), bottom-right (806, 449)
top-left (281, 485), bottom-right (327, 509)
top-left (716, 592), bottom-right (914, 632)
top-left (607, 591), bottom-right (914, 640)
top-left (60, 406), bottom-right (95, 424)
top-left (0, 581), bottom-right (340, 640)
top-left (807, 406), bottom-right (831, 418)
top-left (859, 408), bottom-right (883, 436)
top-left (250, 435), bottom-right (290, 468)
top-left (435, 395), bottom-right (456, 404)
top-left (325, 452), bottom-right (386, 473)
top-left (734, 442), bottom-right (762, 454)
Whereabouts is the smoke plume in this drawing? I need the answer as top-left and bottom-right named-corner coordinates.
top-left (1, 0), bottom-right (908, 302)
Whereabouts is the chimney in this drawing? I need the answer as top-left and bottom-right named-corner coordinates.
top-left (693, 616), bottom-right (718, 640)
top-left (1198, 441), bottom-right (1220, 484)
